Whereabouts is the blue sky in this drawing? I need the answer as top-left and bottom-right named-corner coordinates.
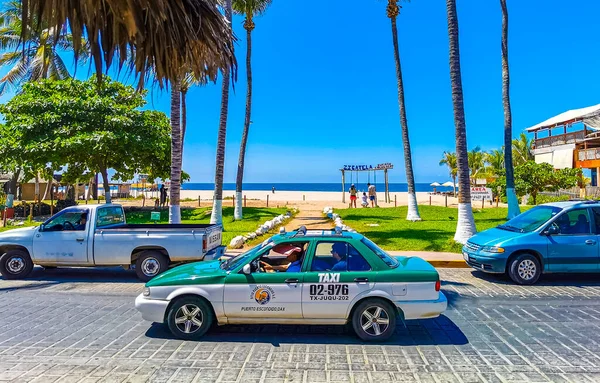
top-left (3, 0), bottom-right (600, 184)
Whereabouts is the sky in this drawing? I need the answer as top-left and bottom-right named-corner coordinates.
top-left (4, 0), bottom-right (600, 184)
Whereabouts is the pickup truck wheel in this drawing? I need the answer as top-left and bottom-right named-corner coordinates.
top-left (135, 251), bottom-right (168, 282)
top-left (167, 297), bottom-right (213, 340)
top-left (508, 253), bottom-right (541, 285)
top-left (0, 250), bottom-right (34, 280)
top-left (351, 299), bottom-right (396, 342)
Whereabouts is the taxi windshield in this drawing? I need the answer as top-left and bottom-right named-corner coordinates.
top-left (498, 205), bottom-right (562, 233)
top-left (221, 238), bottom-right (273, 270)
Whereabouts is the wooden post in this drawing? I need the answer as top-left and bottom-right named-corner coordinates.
top-left (394, 195), bottom-right (397, 207)
top-left (267, 194), bottom-right (269, 207)
top-left (496, 196), bottom-right (499, 208)
top-left (384, 169), bottom-right (389, 203)
top-left (429, 195), bottom-right (432, 206)
top-left (482, 198), bottom-right (485, 209)
top-left (50, 186), bottom-right (54, 216)
top-left (445, 194), bottom-right (448, 207)
top-left (244, 195), bottom-right (247, 207)
top-left (303, 195), bottom-right (305, 201)
top-left (198, 195), bottom-right (201, 207)
top-left (341, 170), bottom-right (346, 203)
top-left (232, 196), bottom-right (235, 207)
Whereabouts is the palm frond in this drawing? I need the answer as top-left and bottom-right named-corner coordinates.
top-left (48, 51), bottom-right (70, 80)
top-left (0, 50), bottom-right (23, 67)
top-left (232, 0), bottom-right (273, 16)
top-left (21, 0), bottom-right (236, 88)
top-left (0, 57), bottom-right (30, 95)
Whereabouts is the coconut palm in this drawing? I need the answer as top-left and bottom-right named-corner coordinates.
top-left (486, 148), bottom-right (504, 177)
top-left (501, 0), bottom-right (519, 219)
top-left (169, 79), bottom-right (183, 223)
top-left (19, 0), bottom-right (235, 89)
top-left (210, 0), bottom-right (234, 225)
top-left (468, 146), bottom-right (488, 185)
top-left (445, 0), bottom-right (476, 243)
top-left (439, 151), bottom-right (457, 196)
top-left (512, 132), bottom-right (533, 167)
top-left (385, 0), bottom-right (420, 221)
top-left (232, 0), bottom-right (273, 221)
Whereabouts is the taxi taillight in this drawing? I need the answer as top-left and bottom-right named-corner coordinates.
top-left (435, 280), bottom-right (441, 292)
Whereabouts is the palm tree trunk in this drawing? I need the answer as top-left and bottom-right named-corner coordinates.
top-left (210, 0), bottom-right (233, 225)
top-left (234, 18), bottom-right (254, 221)
top-left (501, 0), bottom-right (520, 219)
top-left (169, 79), bottom-right (183, 223)
top-left (181, 89), bottom-right (187, 160)
top-left (388, 2), bottom-right (421, 221)
top-left (99, 167), bottom-right (111, 204)
top-left (446, 0), bottom-right (476, 243)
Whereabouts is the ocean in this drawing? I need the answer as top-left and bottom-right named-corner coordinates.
top-left (179, 183), bottom-right (452, 193)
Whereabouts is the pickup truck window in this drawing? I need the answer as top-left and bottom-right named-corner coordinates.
top-left (44, 209), bottom-right (89, 232)
top-left (96, 206), bottom-right (125, 227)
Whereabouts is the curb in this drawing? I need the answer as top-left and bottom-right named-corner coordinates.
top-left (426, 260), bottom-right (470, 269)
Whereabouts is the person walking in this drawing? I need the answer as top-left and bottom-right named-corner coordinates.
top-left (349, 184), bottom-right (358, 208)
top-left (159, 184), bottom-right (167, 208)
top-left (367, 182), bottom-right (377, 207)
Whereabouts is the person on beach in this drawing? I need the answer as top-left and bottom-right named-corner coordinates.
top-left (272, 186), bottom-right (275, 194)
top-left (361, 192), bottom-right (368, 208)
top-left (367, 183), bottom-right (377, 207)
top-left (349, 184), bottom-right (358, 208)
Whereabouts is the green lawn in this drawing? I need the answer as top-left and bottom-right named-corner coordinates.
top-left (125, 207), bottom-right (293, 247)
top-left (0, 221), bottom-right (39, 233)
top-left (335, 205), bottom-right (530, 253)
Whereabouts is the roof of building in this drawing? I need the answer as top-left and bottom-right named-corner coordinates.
top-left (525, 103), bottom-right (600, 132)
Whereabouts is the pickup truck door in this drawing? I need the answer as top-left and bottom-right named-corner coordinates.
top-left (33, 209), bottom-right (90, 264)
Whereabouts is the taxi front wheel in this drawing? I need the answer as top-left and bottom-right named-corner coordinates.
top-left (167, 297), bottom-right (213, 341)
top-left (351, 299), bottom-right (396, 341)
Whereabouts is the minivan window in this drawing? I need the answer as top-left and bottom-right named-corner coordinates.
top-left (498, 205), bottom-right (562, 233)
top-left (554, 208), bottom-right (591, 235)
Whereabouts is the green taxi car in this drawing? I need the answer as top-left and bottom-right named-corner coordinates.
top-left (135, 227), bottom-right (447, 342)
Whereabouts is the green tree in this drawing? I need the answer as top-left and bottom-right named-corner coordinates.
top-left (385, 0), bottom-right (421, 221)
top-left (513, 161), bottom-right (579, 205)
top-left (468, 146), bottom-right (488, 185)
top-left (486, 148), bottom-right (504, 176)
top-left (0, 77), bottom-right (171, 203)
top-left (439, 151), bottom-right (457, 196)
top-left (512, 132), bottom-right (533, 166)
top-left (445, 0), bottom-right (476, 243)
top-left (233, 0), bottom-right (273, 221)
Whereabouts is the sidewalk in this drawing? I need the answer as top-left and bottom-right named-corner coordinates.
top-left (387, 250), bottom-right (468, 268)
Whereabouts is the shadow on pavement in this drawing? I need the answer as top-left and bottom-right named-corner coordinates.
top-left (0, 266), bottom-right (141, 286)
top-left (469, 269), bottom-right (600, 287)
top-left (145, 314), bottom-right (468, 347)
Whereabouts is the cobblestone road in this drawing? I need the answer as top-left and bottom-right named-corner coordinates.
top-left (2, 267), bottom-right (600, 382)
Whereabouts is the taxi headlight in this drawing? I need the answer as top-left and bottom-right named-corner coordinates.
top-left (143, 287), bottom-right (151, 297)
top-left (481, 246), bottom-right (505, 253)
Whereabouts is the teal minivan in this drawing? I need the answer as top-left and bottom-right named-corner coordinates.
top-left (463, 201), bottom-right (600, 285)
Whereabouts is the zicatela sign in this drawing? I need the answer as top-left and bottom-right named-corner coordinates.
top-left (470, 187), bottom-right (493, 201)
top-left (343, 163), bottom-right (393, 171)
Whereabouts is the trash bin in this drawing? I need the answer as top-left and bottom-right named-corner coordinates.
top-left (3, 208), bottom-right (14, 219)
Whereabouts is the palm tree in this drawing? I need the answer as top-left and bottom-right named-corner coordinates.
top-left (486, 148), bottom-right (504, 177)
top-left (0, 1), bottom-right (74, 95)
top-left (210, 0), bottom-right (234, 225)
top-left (232, 0), bottom-right (272, 221)
top-left (468, 146), bottom-right (488, 185)
top-left (512, 132), bottom-right (533, 167)
top-left (19, 0), bottom-right (236, 90)
top-left (501, 0), bottom-right (519, 219)
top-left (439, 151), bottom-right (457, 196)
top-left (169, 79), bottom-right (183, 223)
top-left (386, 0), bottom-right (420, 221)
top-left (445, 0), bottom-right (476, 244)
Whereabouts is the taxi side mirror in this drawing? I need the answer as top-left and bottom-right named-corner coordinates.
top-left (242, 264), bottom-right (251, 275)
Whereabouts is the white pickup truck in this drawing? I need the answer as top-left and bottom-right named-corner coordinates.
top-left (0, 204), bottom-right (224, 281)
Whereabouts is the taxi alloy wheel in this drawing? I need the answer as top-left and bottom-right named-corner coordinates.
top-left (352, 299), bottom-right (396, 341)
top-left (0, 250), bottom-right (34, 280)
top-left (167, 297), bottom-right (213, 340)
top-left (508, 253), bottom-right (541, 285)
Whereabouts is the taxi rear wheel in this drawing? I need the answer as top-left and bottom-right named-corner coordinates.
top-left (167, 297), bottom-right (213, 341)
top-left (508, 253), bottom-right (541, 285)
top-left (351, 299), bottom-right (396, 341)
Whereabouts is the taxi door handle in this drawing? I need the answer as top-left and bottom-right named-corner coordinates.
top-left (354, 278), bottom-right (369, 283)
top-left (285, 278), bottom-right (299, 284)
top-left (585, 239), bottom-right (596, 245)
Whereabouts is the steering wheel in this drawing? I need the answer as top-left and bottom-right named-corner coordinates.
top-left (63, 221), bottom-right (75, 230)
top-left (259, 261), bottom-right (268, 273)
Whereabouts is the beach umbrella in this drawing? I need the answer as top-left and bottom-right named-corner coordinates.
top-left (441, 181), bottom-right (454, 187)
top-left (430, 182), bottom-right (441, 187)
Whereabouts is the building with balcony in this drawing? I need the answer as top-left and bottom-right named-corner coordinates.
top-left (525, 104), bottom-right (600, 185)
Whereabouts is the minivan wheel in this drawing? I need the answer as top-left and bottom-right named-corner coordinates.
top-left (508, 253), bottom-right (541, 285)
top-left (135, 251), bottom-right (169, 282)
top-left (0, 250), bottom-right (34, 280)
top-left (167, 296), bottom-right (213, 341)
top-left (351, 299), bottom-right (396, 341)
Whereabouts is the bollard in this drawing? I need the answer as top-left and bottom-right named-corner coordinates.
top-left (429, 195), bottom-right (432, 206)
top-left (394, 195), bottom-right (397, 207)
top-left (244, 195), bottom-right (247, 208)
top-left (496, 196), bottom-right (499, 208)
top-left (198, 195), bottom-right (201, 207)
top-left (445, 194), bottom-right (448, 207)
top-left (482, 198), bottom-right (485, 209)
top-left (267, 194), bottom-right (269, 207)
